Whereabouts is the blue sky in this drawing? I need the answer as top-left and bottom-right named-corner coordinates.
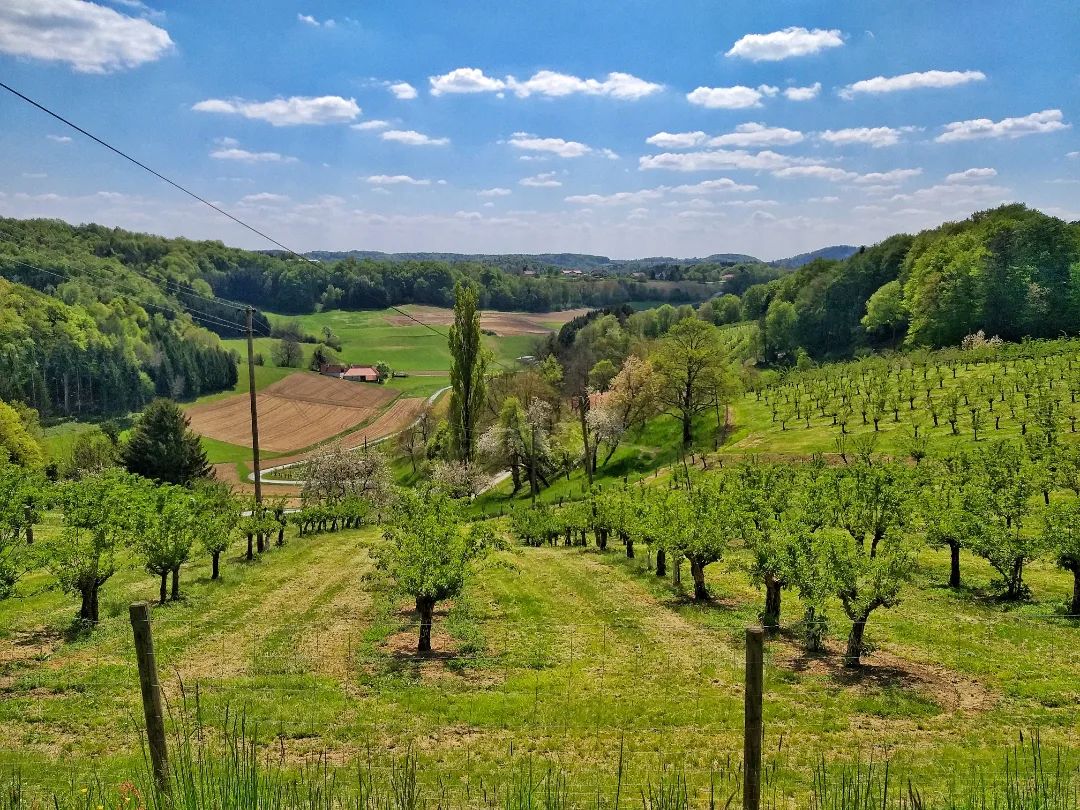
top-left (1, 0), bottom-right (1078, 260)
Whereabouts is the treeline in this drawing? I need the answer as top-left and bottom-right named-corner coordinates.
top-left (736, 205), bottom-right (1080, 362)
top-left (0, 276), bottom-right (236, 418)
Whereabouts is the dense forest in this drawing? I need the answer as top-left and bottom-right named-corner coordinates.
top-left (740, 205), bottom-right (1080, 362)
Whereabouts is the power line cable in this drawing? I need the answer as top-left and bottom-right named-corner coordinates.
top-left (0, 80), bottom-right (517, 369)
top-left (0, 256), bottom-right (257, 335)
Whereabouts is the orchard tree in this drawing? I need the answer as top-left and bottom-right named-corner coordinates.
top-left (1043, 499), bottom-right (1080, 615)
top-left (46, 470), bottom-right (141, 623)
top-left (448, 281), bottom-right (488, 465)
top-left (668, 472), bottom-right (748, 600)
top-left (653, 319), bottom-right (729, 446)
top-left (377, 488), bottom-right (497, 651)
top-left (132, 483), bottom-right (200, 603)
top-left (918, 456), bottom-right (987, 588)
top-left (969, 442), bottom-right (1039, 599)
top-left (738, 463), bottom-right (800, 628)
top-left (822, 462), bottom-right (916, 667)
top-left (0, 400), bottom-right (44, 468)
top-left (0, 453), bottom-right (47, 598)
top-left (195, 480), bottom-right (238, 579)
top-left (122, 399), bottom-right (211, 485)
top-left (272, 338), bottom-right (304, 368)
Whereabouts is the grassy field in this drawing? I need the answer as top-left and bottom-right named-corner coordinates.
top-left (1, 514), bottom-right (1076, 805)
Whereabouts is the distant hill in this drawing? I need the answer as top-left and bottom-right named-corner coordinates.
top-left (299, 250), bottom-right (763, 273)
top-left (769, 245), bottom-right (859, 269)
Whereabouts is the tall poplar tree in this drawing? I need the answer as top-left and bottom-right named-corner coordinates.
top-left (448, 282), bottom-right (487, 465)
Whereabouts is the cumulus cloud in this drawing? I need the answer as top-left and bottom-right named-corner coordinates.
top-left (351, 120), bottom-right (390, 131)
top-left (0, 0), bottom-right (173, 73)
top-left (725, 27), bottom-right (844, 61)
top-left (708, 123), bottom-right (804, 147)
top-left (381, 129), bottom-right (449, 146)
top-left (193, 95), bottom-right (360, 126)
top-left (646, 131), bottom-right (707, 149)
top-left (773, 166), bottom-right (859, 182)
top-left (670, 178), bottom-right (758, 194)
top-left (936, 109), bottom-right (1069, 143)
top-left (47, 134), bottom-right (73, 143)
top-left (640, 148), bottom-right (817, 172)
top-left (565, 189), bottom-right (665, 205)
top-left (519, 172), bottom-right (562, 187)
top-left (686, 84), bottom-right (778, 109)
top-left (428, 67), bottom-right (661, 99)
top-left (509, 133), bottom-right (591, 157)
top-left (1068, 151), bottom-right (1080, 159)
top-left (366, 175), bottom-right (431, 185)
top-left (819, 126), bottom-right (906, 148)
top-left (808, 196), bottom-right (840, 203)
top-left (389, 82), bottom-right (418, 100)
top-left (945, 167), bottom-right (998, 183)
top-left (298, 13), bottom-right (335, 27)
top-left (784, 82), bottom-right (822, 101)
top-left (210, 147), bottom-right (297, 163)
top-left (239, 192), bottom-right (289, 204)
top-left (478, 187), bottom-right (512, 197)
top-left (840, 69), bottom-right (985, 99)
top-left (890, 183), bottom-right (1009, 204)
top-left (852, 168), bottom-right (923, 184)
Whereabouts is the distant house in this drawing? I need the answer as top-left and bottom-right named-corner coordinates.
top-left (342, 365), bottom-right (381, 382)
top-left (319, 363), bottom-right (348, 377)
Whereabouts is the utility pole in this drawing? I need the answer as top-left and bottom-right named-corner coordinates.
top-left (245, 306), bottom-right (262, 505)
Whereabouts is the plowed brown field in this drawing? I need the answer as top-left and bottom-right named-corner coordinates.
top-left (187, 373), bottom-right (396, 452)
top-left (258, 396), bottom-right (426, 470)
top-left (383, 306), bottom-right (591, 335)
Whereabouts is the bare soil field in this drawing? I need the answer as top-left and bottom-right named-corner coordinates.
top-left (260, 396), bottom-right (426, 470)
top-left (383, 305), bottom-right (591, 336)
top-left (187, 372), bottom-right (396, 452)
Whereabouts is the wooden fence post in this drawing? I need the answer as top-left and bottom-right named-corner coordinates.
top-left (743, 625), bottom-right (764, 810)
top-left (129, 602), bottom-right (169, 794)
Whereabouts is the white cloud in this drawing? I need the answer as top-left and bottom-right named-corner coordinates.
top-left (646, 131), bottom-right (707, 149)
top-left (22, 172), bottom-right (48, 179)
top-left (193, 95), bottom-right (360, 126)
top-left (239, 192), bottom-right (289, 204)
top-left (890, 183), bottom-right (1009, 204)
top-left (852, 168), bottom-right (922, 184)
top-left (686, 84), bottom-right (777, 109)
top-left (945, 167), bottom-right (998, 183)
top-left (520, 172), bottom-right (562, 187)
top-left (708, 122), bottom-right (804, 147)
top-left (509, 70), bottom-right (662, 100)
top-left (0, 0), bottom-right (172, 73)
top-left (428, 67), bottom-right (661, 100)
top-left (600, 148), bottom-right (620, 160)
top-left (936, 109), bottom-right (1069, 143)
top-left (389, 82), bottom-right (418, 100)
top-left (298, 13), bottom-right (335, 27)
top-left (351, 120), bottom-right (390, 131)
top-left (509, 133), bottom-right (591, 157)
top-left (853, 204), bottom-right (887, 214)
top-left (717, 199), bottom-right (779, 207)
top-left (819, 126), bottom-right (905, 148)
top-left (565, 189), bottom-right (665, 206)
top-left (47, 134), bottom-right (73, 143)
top-left (784, 82), bottom-right (821, 101)
top-left (751, 210), bottom-right (778, 223)
top-left (429, 67), bottom-right (507, 95)
top-left (640, 148), bottom-right (817, 172)
top-left (670, 178), bottom-right (758, 194)
top-left (381, 129), bottom-right (450, 146)
top-left (808, 196), bottom-right (840, 203)
top-left (478, 187), bottom-right (512, 197)
top-left (1068, 151), bottom-right (1080, 159)
top-left (726, 27), bottom-right (844, 61)
top-left (773, 166), bottom-right (858, 182)
top-left (366, 175), bottom-right (431, 185)
top-left (210, 147), bottom-right (297, 163)
top-left (840, 69), bottom-right (985, 99)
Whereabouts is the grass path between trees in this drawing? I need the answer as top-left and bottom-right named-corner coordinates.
top-left (0, 524), bottom-right (1077, 805)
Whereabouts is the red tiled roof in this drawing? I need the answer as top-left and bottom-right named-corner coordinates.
top-left (344, 366), bottom-right (379, 376)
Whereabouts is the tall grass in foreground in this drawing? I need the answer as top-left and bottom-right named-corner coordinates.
top-left (1, 720), bottom-right (1075, 809)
